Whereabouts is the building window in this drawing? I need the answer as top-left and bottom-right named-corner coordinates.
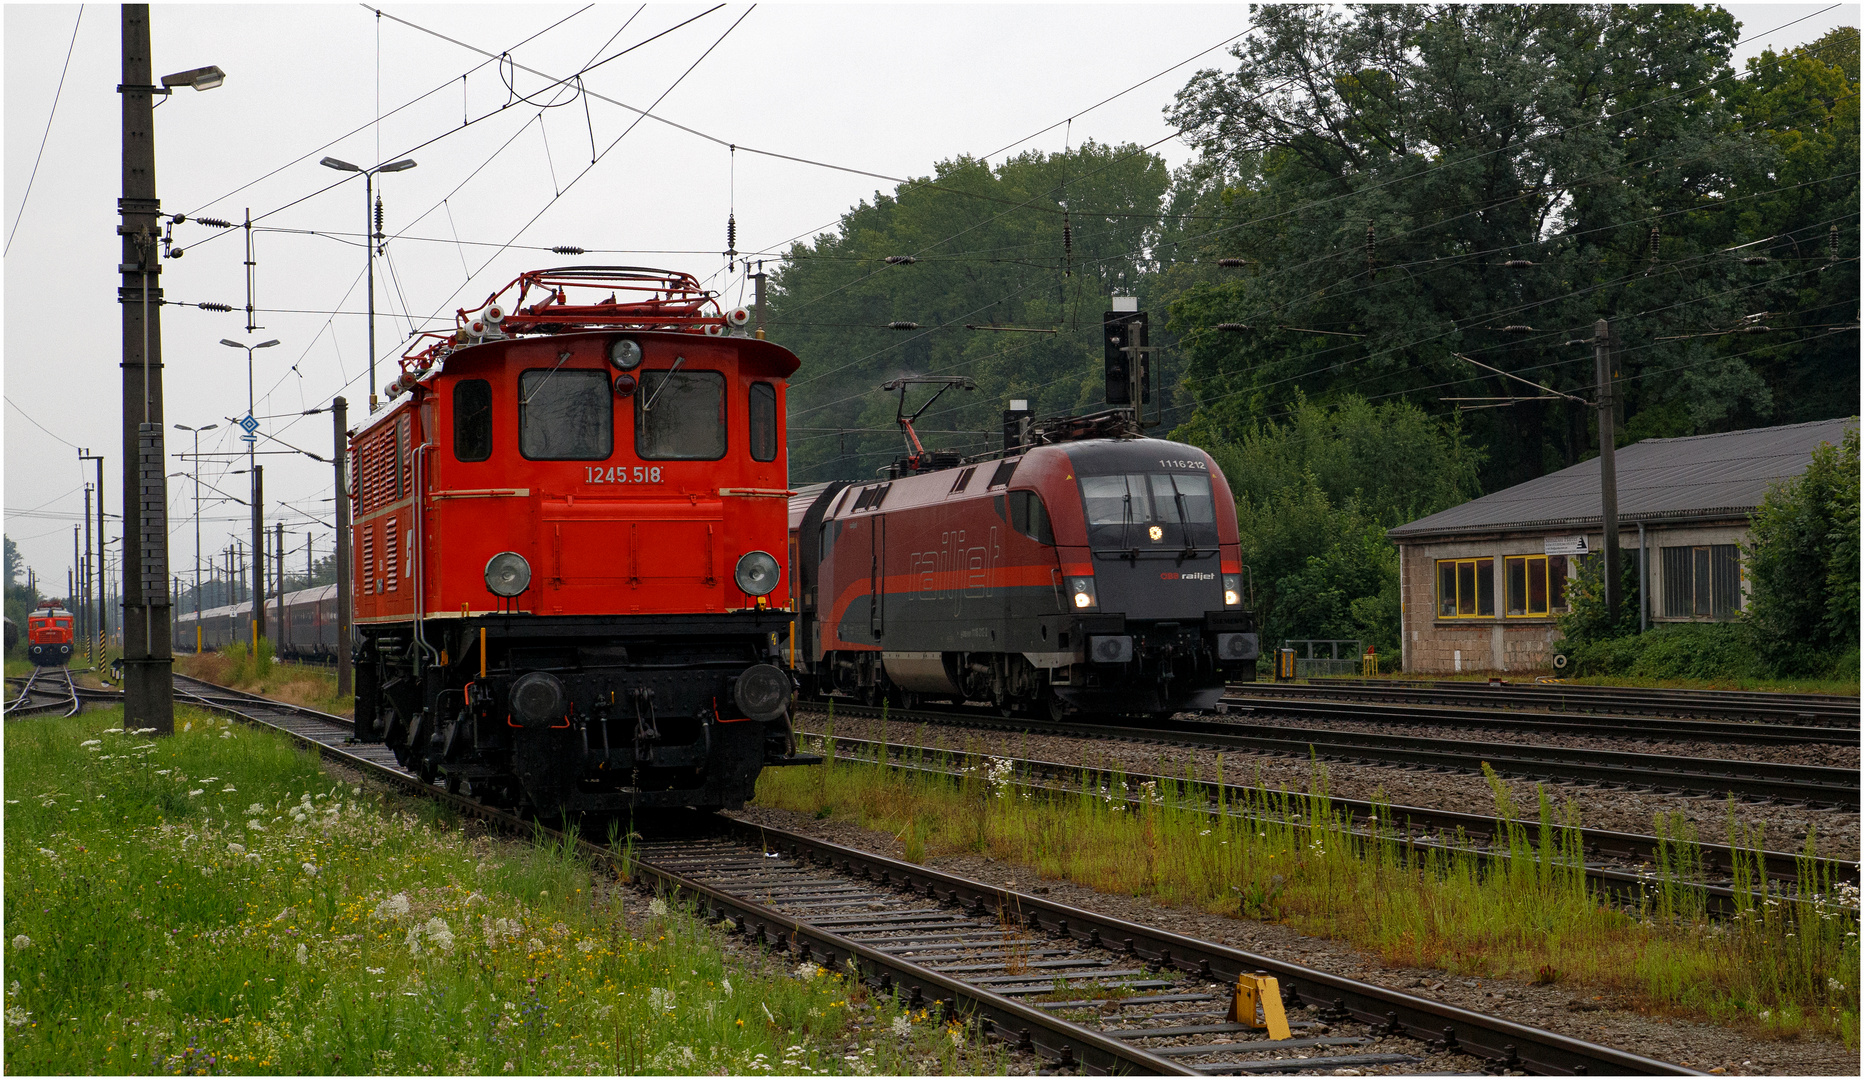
top-left (1504, 554), bottom-right (1570, 617)
top-left (1662, 544), bottom-right (1741, 618)
top-left (1436, 558), bottom-right (1495, 618)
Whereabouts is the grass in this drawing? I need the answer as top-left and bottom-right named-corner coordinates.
top-left (177, 642), bottom-right (353, 717)
top-left (755, 732), bottom-right (1861, 1046)
top-left (3, 707), bottom-right (998, 1075)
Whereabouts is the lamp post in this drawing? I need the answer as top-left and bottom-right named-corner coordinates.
top-left (120, 3), bottom-right (224, 734)
top-left (318, 156), bottom-right (416, 410)
top-left (171, 422), bottom-right (217, 628)
top-left (219, 338), bottom-right (277, 649)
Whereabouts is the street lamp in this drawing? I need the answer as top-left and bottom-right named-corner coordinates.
top-left (219, 338), bottom-right (278, 650)
top-left (172, 422), bottom-right (217, 630)
top-left (319, 156), bottom-right (417, 409)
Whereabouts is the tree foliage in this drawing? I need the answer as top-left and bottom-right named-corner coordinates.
top-left (1159, 5), bottom-right (1858, 493)
top-left (766, 145), bottom-right (1169, 484)
top-left (1193, 395), bottom-right (1481, 654)
top-left (1743, 426), bottom-right (1860, 674)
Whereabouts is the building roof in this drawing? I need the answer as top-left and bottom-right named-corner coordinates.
top-left (1389, 417), bottom-right (1857, 540)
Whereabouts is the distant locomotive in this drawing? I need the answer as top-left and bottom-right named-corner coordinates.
top-left (788, 413), bottom-right (1259, 718)
top-left (348, 267), bottom-right (814, 815)
top-left (25, 602), bottom-right (76, 666)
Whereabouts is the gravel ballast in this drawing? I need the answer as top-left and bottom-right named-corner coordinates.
top-left (732, 804), bottom-right (1862, 1076)
top-left (797, 711), bottom-right (1861, 862)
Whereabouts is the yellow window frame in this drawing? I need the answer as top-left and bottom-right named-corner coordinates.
top-left (1435, 557), bottom-right (1494, 618)
top-left (1505, 555), bottom-right (1551, 617)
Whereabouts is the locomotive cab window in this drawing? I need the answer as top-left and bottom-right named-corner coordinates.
top-left (520, 369), bottom-right (612, 460)
top-left (453, 379), bottom-right (493, 462)
top-left (749, 382), bottom-right (778, 462)
top-left (1008, 490), bottom-right (1054, 544)
top-left (637, 369), bottom-right (726, 460)
top-left (1079, 472), bottom-right (1218, 549)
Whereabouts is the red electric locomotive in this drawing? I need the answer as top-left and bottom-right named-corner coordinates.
top-left (789, 413), bottom-right (1260, 718)
top-left (351, 267), bottom-right (815, 815)
top-left (25, 602), bottom-right (76, 666)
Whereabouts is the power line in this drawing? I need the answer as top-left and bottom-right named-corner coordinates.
top-left (4, 5), bottom-right (83, 256)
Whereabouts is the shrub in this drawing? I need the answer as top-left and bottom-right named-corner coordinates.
top-left (1745, 427), bottom-right (1860, 674)
top-left (1568, 622), bottom-right (1769, 679)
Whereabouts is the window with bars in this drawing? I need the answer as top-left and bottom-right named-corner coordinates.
top-left (1661, 544), bottom-right (1741, 618)
top-left (1504, 554), bottom-right (1570, 617)
top-left (1436, 557), bottom-right (1495, 618)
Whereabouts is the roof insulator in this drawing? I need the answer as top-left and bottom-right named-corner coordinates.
top-left (1216, 258), bottom-right (1247, 268)
top-left (887, 321), bottom-right (920, 330)
top-left (1742, 324), bottom-right (1772, 333)
top-left (1216, 322), bottom-right (1249, 332)
top-left (1503, 259), bottom-right (1535, 269)
top-left (552, 245), bottom-right (586, 255)
top-left (1501, 325), bottom-right (1534, 334)
top-left (1742, 256), bottom-right (1770, 265)
top-left (884, 255), bottom-right (917, 265)
top-left (196, 301), bottom-right (234, 312)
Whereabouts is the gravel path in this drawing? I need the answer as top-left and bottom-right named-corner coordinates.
top-left (799, 712), bottom-right (1861, 862)
top-left (731, 805), bottom-right (1862, 1077)
top-left (1216, 709), bottom-right (1862, 769)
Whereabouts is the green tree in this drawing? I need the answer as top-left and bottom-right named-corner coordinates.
top-left (767, 145), bottom-right (1169, 483)
top-left (5, 535), bottom-right (44, 634)
top-left (1159, 4), bottom-right (1854, 494)
top-left (1744, 426), bottom-right (1860, 674)
top-left (1185, 394), bottom-right (1481, 653)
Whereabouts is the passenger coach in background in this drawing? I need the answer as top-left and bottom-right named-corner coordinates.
top-left (789, 411), bottom-right (1259, 719)
top-left (348, 267), bottom-right (816, 816)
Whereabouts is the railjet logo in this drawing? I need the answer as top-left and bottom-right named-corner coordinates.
top-left (1159, 572), bottom-right (1216, 581)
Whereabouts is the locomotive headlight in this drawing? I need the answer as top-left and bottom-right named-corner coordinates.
top-left (609, 337), bottom-right (643, 370)
top-left (1070, 577), bottom-right (1097, 610)
top-left (1222, 574), bottom-right (1243, 607)
top-left (484, 551), bottom-right (532, 597)
top-left (734, 550), bottom-right (781, 596)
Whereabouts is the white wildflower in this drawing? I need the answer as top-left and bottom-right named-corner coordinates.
top-left (949, 1026), bottom-right (964, 1047)
top-left (227, 843), bottom-right (246, 854)
top-left (155, 769), bottom-right (171, 776)
top-left (182, 722), bottom-right (191, 732)
top-left (405, 927), bottom-right (424, 956)
top-left (721, 978), bottom-right (733, 997)
top-left (528, 938), bottom-right (544, 953)
top-left (5, 1006), bottom-right (29, 1028)
top-left (795, 961), bottom-right (819, 979)
top-left (6, 981), bottom-right (16, 997)
top-left (301, 862), bottom-right (318, 876)
top-left (143, 988), bottom-right (167, 1001)
top-left (188, 789), bottom-right (204, 797)
top-left (36, 848), bottom-right (56, 859)
top-left (247, 820), bottom-right (265, 832)
top-left (650, 987), bottom-right (677, 1011)
top-left (424, 917), bottom-right (455, 953)
top-left (246, 802), bottom-right (265, 815)
top-left (296, 943), bottom-right (309, 965)
top-left (221, 786), bottom-right (237, 793)
top-left (576, 939), bottom-right (597, 954)
top-left (647, 897), bottom-right (668, 917)
top-left (891, 1014), bottom-right (911, 1036)
top-left (80, 739), bottom-right (101, 748)
top-left (10, 936), bottom-right (30, 950)
top-left (366, 967), bottom-right (385, 975)
top-left (373, 893), bottom-right (411, 919)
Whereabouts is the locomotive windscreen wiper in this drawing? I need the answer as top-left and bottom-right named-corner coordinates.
top-left (641, 355), bottom-right (686, 413)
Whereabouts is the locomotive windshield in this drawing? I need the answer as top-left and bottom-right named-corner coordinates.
top-left (1079, 472), bottom-right (1218, 550)
top-left (637, 369), bottom-right (726, 460)
top-left (519, 369), bottom-right (612, 460)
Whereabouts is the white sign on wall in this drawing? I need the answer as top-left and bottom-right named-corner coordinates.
top-left (1544, 536), bottom-right (1589, 556)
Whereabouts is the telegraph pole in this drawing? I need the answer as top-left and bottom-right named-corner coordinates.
top-left (119, 4), bottom-right (174, 732)
top-left (1594, 319), bottom-right (1621, 626)
top-left (274, 520), bottom-right (284, 645)
top-left (251, 464), bottom-right (265, 649)
top-left (333, 396), bottom-right (353, 697)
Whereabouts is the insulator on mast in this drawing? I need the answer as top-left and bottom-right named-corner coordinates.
top-left (374, 195), bottom-right (384, 238)
top-left (195, 216), bottom-right (235, 229)
top-left (1366, 221), bottom-right (1376, 280)
top-left (725, 214), bottom-right (738, 267)
top-left (1062, 213), bottom-right (1073, 278)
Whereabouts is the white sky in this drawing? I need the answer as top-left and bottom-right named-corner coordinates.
top-left (3, 2), bottom-right (1855, 594)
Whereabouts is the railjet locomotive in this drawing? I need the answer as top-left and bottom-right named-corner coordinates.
top-left (350, 267), bottom-right (815, 815)
top-left (789, 412), bottom-right (1259, 718)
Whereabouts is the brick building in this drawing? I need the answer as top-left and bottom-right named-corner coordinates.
top-left (1386, 417), bottom-right (1856, 674)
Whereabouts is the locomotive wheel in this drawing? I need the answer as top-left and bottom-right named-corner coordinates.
top-left (890, 686), bottom-right (919, 711)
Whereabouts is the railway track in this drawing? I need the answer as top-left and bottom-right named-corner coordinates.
top-left (1240, 680), bottom-right (1861, 728)
top-left (807, 701), bottom-right (1860, 808)
top-left (94, 673), bottom-right (1696, 1075)
top-left (4, 666), bottom-right (81, 718)
top-left (1218, 693), bottom-right (1860, 747)
top-left (787, 726), bottom-right (1859, 916)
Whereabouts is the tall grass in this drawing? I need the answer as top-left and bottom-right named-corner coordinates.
top-left (756, 739), bottom-right (1860, 1044)
top-left (3, 708), bottom-right (988, 1074)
